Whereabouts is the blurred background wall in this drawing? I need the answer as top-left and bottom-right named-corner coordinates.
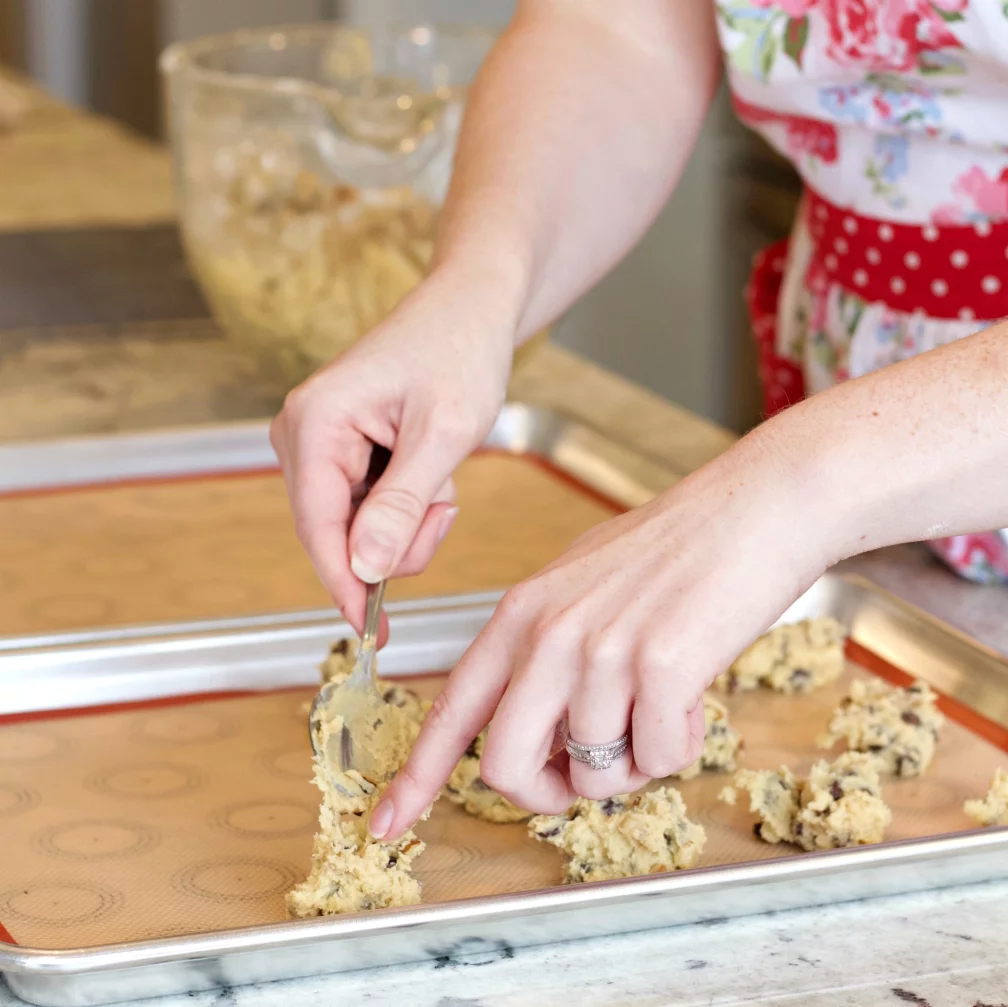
top-left (0, 0), bottom-right (800, 432)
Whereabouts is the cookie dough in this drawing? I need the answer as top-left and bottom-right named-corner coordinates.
top-left (444, 730), bottom-right (531, 823)
top-left (288, 640), bottom-right (432, 916)
top-left (965, 769), bottom-right (1008, 827)
top-left (819, 678), bottom-right (944, 777)
top-left (716, 617), bottom-right (847, 694)
top-left (674, 695), bottom-right (743, 780)
top-left (721, 752), bottom-right (891, 851)
top-left (528, 787), bottom-right (706, 883)
top-left (287, 694), bottom-right (428, 916)
top-left (320, 639), bottom-right (428, 726)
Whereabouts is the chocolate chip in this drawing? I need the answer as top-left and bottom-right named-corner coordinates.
top-left (790, 668), bottom-right (811, 687)
top-left (537, 826), bottom-right (562, 839)
top-left (465, 738), bottom-right (480, 759)
top-left (794, 821), bottom-right (804, 836)
top-left (600, 798), bottom-right (624, 816)
top-left (830, 781), bottom-right (843, 801)
top-left (868, 744), bottom-right (885, 753)
top-left (330, 639), bottom-right (352, 657)
top-left (901, 711), bottom-right (922, 726)
top-left (753, 822), bottom-right (763, 839)
top-left (382, 687), bottom-right (398, 704)
top-left (387, 855), bottom-right (398, 868)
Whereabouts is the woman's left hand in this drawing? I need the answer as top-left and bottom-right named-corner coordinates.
top-left (369, 422), bottom-right (831, 838)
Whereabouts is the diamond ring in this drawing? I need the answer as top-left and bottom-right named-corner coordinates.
top-left (565, 732), bottom-right (630, 771)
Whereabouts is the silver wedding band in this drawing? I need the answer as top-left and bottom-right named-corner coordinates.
top-left (565, 731), bottom-right (629, 771)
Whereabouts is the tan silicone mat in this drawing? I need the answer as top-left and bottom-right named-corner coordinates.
top-left (2, 654), bottom-right (1005, 951)
top-left (0, 452), bottom-right (618, 636)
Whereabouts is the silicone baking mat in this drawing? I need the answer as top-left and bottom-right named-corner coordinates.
top-left (0, 452), bottom-right (618, 636)
top-left (2, 649), bottom-right (1005, 951)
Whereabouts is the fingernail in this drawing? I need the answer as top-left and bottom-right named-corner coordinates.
top-left (436, 506), bottom-right (460, 545)
top-left (369, 799), bottom-right (393, 839)
top-left (351, 532), bottom-right (395, 583)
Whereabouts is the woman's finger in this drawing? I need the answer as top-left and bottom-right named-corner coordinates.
top-left (478, 617), bottom-right (579, 814)
top-left (350, 424), bottom-right (472, 585)
top-left (390, 478), bottom-right (459, 577)
top-left (566, 630), bottom-right (642, 799)
top-left (369, 613), bottom-right (517, 840)
top-left (631, 653), bottom-right (705, 779)
top-left (283, 416), bottom-right (372, 621)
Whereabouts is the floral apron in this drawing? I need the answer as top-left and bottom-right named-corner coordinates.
top-left (717, 0), bottom-right (1008, 583)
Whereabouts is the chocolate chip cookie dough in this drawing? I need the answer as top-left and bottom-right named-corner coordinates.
top-left (673, 695), bottom-right (743, 780)
top-left (287, 640), bottom-right (431, 916)
top-left (716, 617), bottom-right (847, 694)
top-left (286, 695), bottom-right (429, 916)
top-left (965, 769), bottom-right (1008, 827)
top-left (444, 729), bottom-right (531, 823)
top-left (319, 639), bottom-right (429, 725)
top-left (819, 679), bottom-right (944, 777)
top-left (721, 752), bottom-right (891, 851)
top-left (529, 787), bottom-right (706, 883)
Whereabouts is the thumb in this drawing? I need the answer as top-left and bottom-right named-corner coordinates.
top-left (349, 432), bottom-right (461, 583)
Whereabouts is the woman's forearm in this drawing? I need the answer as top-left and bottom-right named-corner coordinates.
top-left (430, 0), bottom-right (722, 345)
top-left (770, 325), bottom-right (1008, 565)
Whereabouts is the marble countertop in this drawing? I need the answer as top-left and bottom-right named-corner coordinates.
top-left (5, 880), bottom-right (1008, 1006)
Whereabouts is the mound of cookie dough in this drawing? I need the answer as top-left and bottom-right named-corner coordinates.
top-left (716, 617), bottom-right (847, 694)
top-left (964, 769), bottom-right (1008, 827)
top-left (721, 752), bottom-right (891, 851)
top-left (287, 643), bottom-right (430, 917)
top-left (444, 730), bottom-right (531, 823)
top-left (320, 639), bottom-right (428, 725)
top-left (529, 787), bottom-right (706, 883)
top-left (674, 695), bottom-right (743, 780)
top-left (819, 678), bottom-right (944, 777)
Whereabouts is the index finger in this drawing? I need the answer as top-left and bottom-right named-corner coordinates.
top-left (287, 428), bottom-right (372, 630)
top-left (368, 616), bottom-right (517, 840)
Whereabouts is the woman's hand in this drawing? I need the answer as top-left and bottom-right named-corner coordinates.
top-left (370, 423), bottom-right (830, 838)
top-left (270, 266), bottom-right (519, 635)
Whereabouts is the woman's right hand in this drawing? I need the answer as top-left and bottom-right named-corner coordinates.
top-left (270, 266), bottom-right (519, 635)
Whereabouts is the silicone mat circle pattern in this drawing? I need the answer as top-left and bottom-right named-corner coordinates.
top-left (0, 783), bottom-right (41, 818)
top-left (84, 763), bottom-right (208, 802)
top-left (170, 858), bottom-right (302, 904)
top-left (30, 820), bottom-right (162, 861)
top-left (0, 881), bottom-right (124, 929)
top-left (206, 801), bottom-right (317, 840)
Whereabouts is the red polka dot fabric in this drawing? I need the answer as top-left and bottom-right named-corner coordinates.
top-left (804, 188), bottom-right (1008, 323)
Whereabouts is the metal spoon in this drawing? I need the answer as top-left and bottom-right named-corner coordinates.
top-left (308, 443), bottom-right (391, 782)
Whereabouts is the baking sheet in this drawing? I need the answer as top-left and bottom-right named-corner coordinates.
top-left (3, 577), bottom-right (1008, 1006)
top-left (0, 404), bottom-right (673, 637)
top-left (1, 658), bottom-right (1004, 953)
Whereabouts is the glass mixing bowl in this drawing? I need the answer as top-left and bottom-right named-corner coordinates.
top-left (161, 23), bottom-right (500, 386)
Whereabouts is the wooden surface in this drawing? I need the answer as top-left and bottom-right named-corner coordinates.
top-left (0, 69), bottom-right (735, 633)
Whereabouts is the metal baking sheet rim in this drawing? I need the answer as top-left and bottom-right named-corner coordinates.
top-left (0, 402), bottom-right (681, 508)
top-left (3, 576), bottom-right (1008, 1005)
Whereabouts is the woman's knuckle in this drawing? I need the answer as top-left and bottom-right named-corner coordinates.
top-left (424, 688), bottom-right (461, 734)
top-left (582, 626), bottom-right (624, 671)
top-left (476, 753), bottom-right (514, 795)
